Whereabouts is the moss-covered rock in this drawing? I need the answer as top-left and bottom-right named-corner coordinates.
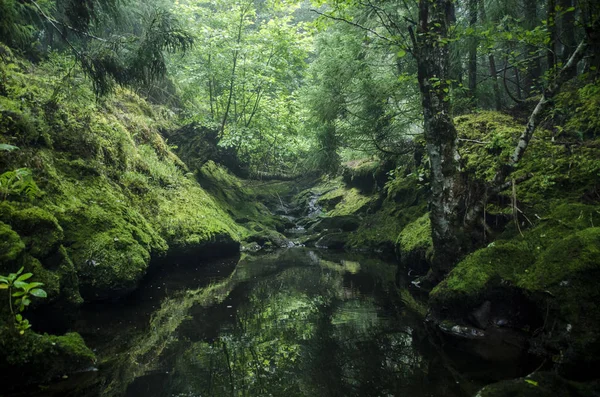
top-left (0, 54), bottom-right (246, 304)
top-left (0, 203), bottom-right (64, 259)
top-left (310, 215), bottom-right (360, 233)
top-left (341, 159), bottom-right (391, 193)
top-left (397, 213), bottom-right (433, 274)
top-left (430, 203), bottom-right (600, 377)
top-left (315, 232), bottom-right (349, 250)
top-left (0, 221), bottom-right (25, 264)
top-left (0, 328), bottom-right (96, 385)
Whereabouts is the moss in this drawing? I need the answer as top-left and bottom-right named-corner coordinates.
top-left (430, 238), bottom-right (536, 309)
top-left (456, 111), bottom-right (600, 217)
top-left (69, 229), bottom-right (151, 299)
top-left (0, 328), bottom-right (95, 384)
top-left (0, 203), bottom-right (64, 259)
top-left (341, 158), bottom-right (390, 192)
top-left (397, 213), bottom-right (433, 255)
top-left (195, 160), bottom-right (286, 238)
top-left (432, 203), bottom-right (600, 309)
top-left (0, 221), bottom-right (24, 264)
top-left (521, 228), bottom-right (600, 290)
top-left (24, 255), bottom-right (61, 302)
top-left (430, 203), bottom-right (600, 376)
top-left (0, 52), bottom-right (247, 304)
top-left (325, 187), bottom-right (376, 217)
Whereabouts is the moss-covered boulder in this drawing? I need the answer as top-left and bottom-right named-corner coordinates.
top-left (430, 203), bottom-right (600, 378)
top-left (315, 232), bottom-right (349, 250)
top-left (310, 215), bottom-right (360, 233)
top-left (341, 159), bottom-right (391, 193)
top-left (0, 329), bottom-right (96, 386)
top-left (0, 221), bottom-right (25, 264)
top-left (0, 204), bottom-right (64, 259)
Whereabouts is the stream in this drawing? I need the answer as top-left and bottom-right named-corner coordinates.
top-left (25, 247), bottom-right (470, 397)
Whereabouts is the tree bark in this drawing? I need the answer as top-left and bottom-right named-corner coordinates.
top-left (547, 0), bottom-right (557, 71)
top-left (559, 0), bottom-right (576, 78)
top-left (414, 0), bottom-right (466, 278)
top-left (523, 0), bottom-right (542, 97)
top-left (468, 0), bottom-right (478, 100)
top-left (479, 0), bottom-right (502, 110)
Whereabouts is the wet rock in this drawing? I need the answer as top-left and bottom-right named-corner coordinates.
top-left (0, 330), bottom-right (95, 386)
top-left (309, 215), bottom-right (360, 233)
top-left (247, 229), bottom-right (292, 249)
top-left (474, 371), bottom-right (600, 397)
top-left (469, 301), bottom-right (492, 329)
top-left (315, 233), bottom-right (348, 250)
top-left (241, 242), bottom-right (262, 252)
top-left (434, 318), bottom-right (528, 362)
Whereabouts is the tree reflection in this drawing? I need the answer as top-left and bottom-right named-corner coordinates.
top-left (164, 250), bottom-right (431, 397)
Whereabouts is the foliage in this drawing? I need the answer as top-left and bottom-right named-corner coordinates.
top-left (0, 168), bottom-right (41, 201)
top-left (170, 0), bottom-right (313, 174)
top-left (0, 267), bottom-right (46, 334)
top-left (0, 0), bottom-right (193, 96)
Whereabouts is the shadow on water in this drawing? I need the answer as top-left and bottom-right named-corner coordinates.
top-left (25, 248), bottom-right (467, 397)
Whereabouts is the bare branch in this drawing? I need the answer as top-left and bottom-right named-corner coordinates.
top-left (491, 39), bottom-right (588, 188)
top-left (310, 9), bottom-right (393, 44)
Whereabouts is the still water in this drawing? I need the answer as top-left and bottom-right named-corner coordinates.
top-left (38, 248), bottom-right (464, 397)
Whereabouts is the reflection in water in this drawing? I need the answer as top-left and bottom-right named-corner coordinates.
top-left (42, 248), bottom-right (462, 397)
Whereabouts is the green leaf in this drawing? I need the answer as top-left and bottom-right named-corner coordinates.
top-left (30, 289), bottom-right (47, 298)
top-left (16, 273), bottom-right (33, 282)
top-left (0, 284), bottom-right (8, 289)
top-left (23, 282), bottom-right (44, 292)
top-left (12, 291), bottom-right (26, 297)
top-left (13, 280), bottom-right (28, 289)
top-left (0, 144), bottom-right (19, 152)
top-left (525, 379), bottom-right (539, 387)
top-left (15, 314), bottom-right (22, 321)
top-left (397, 50), bottom-right (406, 58)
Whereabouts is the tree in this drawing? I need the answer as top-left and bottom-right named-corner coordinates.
top-left (170, 0), bottom-right (312, 174)
top-left (312, 0), bottom-right (596, 280)
top-left (0, 0), bottom-right (193, 96)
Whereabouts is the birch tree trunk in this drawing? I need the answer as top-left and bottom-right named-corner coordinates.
top-left (414, 0), bottom-right (466, 279)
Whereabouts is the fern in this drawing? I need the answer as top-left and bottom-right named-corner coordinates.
top-left (0, 168), bottom-right (41, 201)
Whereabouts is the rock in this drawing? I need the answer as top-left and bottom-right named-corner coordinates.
top-left (397, 213), bottom-right (433, 275)
top-left (315, 233), bottom-right (348, 250)
top-left (309, 215), bottom-right (360, 233)
top-left (434, 318), bottom-right (528, 362)
top-left (469, 301), bottom-right (492, 329)
top-left (0, 330), bottom-right (95, 386)
top-left (241, 242), bottom-right (261, 252)
top-left (474, 372), bottom-right (600, 397)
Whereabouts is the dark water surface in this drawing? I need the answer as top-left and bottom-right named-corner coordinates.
top-left (32, 248), bottom-right (467, 397)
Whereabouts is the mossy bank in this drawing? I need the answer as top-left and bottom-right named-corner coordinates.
top-left (0, 48), bottom-right (273, 385)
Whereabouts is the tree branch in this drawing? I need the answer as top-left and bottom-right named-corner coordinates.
top-left (310, 9), bottom-right (393, 44)
top-left (491, 39), bottom-right (588, 188)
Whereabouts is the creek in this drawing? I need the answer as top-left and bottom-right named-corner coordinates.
top-left (20, 247), bottom-right (479, 397)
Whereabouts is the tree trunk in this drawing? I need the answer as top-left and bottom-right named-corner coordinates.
top-left (414, 0), bottom-right (466, 278)
top-left (523, 0), bottom-right (542, 97)
top-left (559, 0), bottom-right (576, 78)
top-left (547, 0), bottom-right (557, 72)
top-left (479, 0), bottom-right (502, 110)
top-left (468, 0), bottom-right (478, 100)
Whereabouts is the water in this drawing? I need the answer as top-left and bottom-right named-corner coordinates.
top-left (30, 248), bottom-right (465, 397)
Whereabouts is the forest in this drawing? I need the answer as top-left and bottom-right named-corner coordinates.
top-left (0, 0), bottom-right (599, 396)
